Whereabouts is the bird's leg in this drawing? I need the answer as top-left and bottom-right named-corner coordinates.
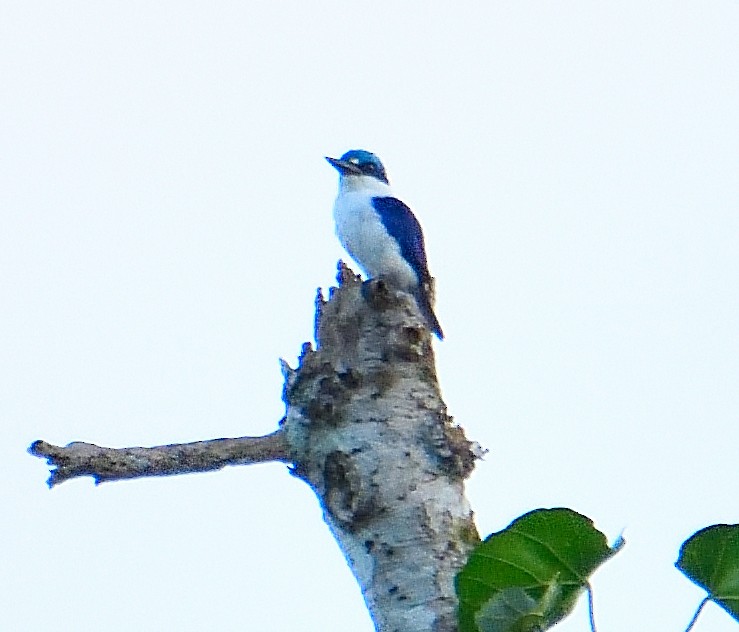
top-left (360, 277), bottom-right (383, 302)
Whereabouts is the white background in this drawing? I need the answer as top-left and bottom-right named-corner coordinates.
top-left (2, 2), bottom-right (737, 630)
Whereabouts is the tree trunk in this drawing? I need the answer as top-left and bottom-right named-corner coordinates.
top-left (283, 264), bottom-right (480, 631)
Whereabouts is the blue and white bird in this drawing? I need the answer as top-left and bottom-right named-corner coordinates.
top-left (326, 149), bottom-right (444, 339)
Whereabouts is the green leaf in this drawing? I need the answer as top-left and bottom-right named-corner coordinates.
top-left (676, 524), bottom-right (739, 623)
top-left (474, 579), bottom-right (562, 632)
top-left (456, 508), bottom-right (620, 632)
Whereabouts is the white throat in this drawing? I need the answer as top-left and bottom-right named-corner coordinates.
top-left (339, 174), bottom-right (394, 196)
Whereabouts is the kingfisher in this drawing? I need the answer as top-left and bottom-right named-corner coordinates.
top-left (326, 149), bottom-right (443, 339)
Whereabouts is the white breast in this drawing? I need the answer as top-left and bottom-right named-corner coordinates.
top-left (333, 187), bottom-right (419, 290)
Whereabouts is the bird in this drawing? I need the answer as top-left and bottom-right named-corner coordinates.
top-left (326, 149), bottom-right (444, 339)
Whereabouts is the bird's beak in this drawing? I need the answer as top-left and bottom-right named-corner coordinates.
top-left (326, 156), bottom-right (363, 176)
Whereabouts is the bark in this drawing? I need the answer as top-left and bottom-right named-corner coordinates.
top-left (30, 262), bottom-right (481, 632)
top-left (285, 263), bottom-right (481, 632)
top-left (29, 431), bottom-right (289, 487)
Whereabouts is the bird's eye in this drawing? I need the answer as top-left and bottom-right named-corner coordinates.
top-left (349, 157), bottom-right (360, 165)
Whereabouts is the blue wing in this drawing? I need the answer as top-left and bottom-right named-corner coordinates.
top-left (371, 196), bottom-right (430, 283)
top-left (371, 196), bottom-right (444, 339)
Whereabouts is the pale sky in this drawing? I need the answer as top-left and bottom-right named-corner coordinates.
top-left (2, 2), bottom-right (738, 631)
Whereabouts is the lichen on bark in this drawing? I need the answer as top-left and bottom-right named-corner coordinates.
top-left (283, 263), bottom-right (480, 632)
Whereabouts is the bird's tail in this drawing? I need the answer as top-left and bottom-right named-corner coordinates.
top-left (414, 284), bottom-right (444, 340)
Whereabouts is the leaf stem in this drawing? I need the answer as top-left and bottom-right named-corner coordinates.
top-left (587, 583), bottom-right (597, 632)
top-left (684, 597), bottom-right (709, 632)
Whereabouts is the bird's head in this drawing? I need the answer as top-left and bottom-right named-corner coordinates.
top-left (326, 149), bottom-right (389, 185)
